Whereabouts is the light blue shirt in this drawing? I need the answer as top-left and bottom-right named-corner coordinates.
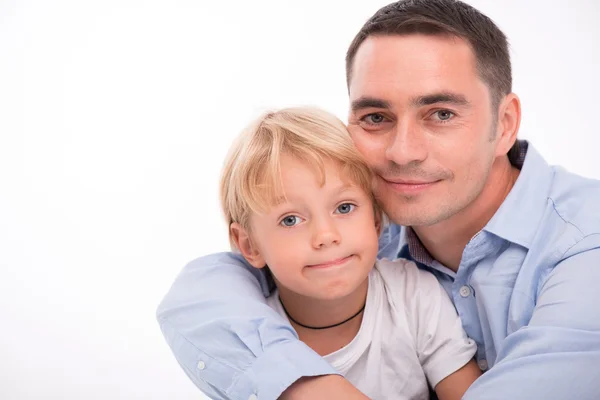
top-left (157, 142), bottom-right (600, 399)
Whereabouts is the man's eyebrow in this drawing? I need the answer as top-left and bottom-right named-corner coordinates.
top-left (411, 92), bottom-right (470, 107)
top-left (350, 93), bottom-right (470, 112)
top-left (350, 97), bottom-right (392, 112)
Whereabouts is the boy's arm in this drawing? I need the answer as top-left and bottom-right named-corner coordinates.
top-left (403, 263), bottom-right (479, 398)
top-left (156, 252), bottom-right (341, 400)
top-left (434, 360), bottom-right (481, 400)
top-left (282, 376), bottom-right (369, 400)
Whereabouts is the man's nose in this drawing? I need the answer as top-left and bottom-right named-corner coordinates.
top-left (385, 119), bottom-right (428, 166)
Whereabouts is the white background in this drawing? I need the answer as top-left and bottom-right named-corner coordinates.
top-left (1, 1), bottom-right (598, 399)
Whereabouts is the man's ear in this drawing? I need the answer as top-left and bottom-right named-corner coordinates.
top-left (495, 93), bottom-right (521, 157)
top-left (230, 222), bottom-right (266, 269)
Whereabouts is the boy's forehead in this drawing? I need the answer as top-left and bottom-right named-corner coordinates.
top-left (251, 154), bottom-right (372, 212)
top-left (248, 170), bottom-right (371, 221)
top-left (271, 180), bottom-right (362, 204)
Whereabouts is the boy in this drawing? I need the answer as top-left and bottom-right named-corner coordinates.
top-left (220, 107), bottom-right (481, 399)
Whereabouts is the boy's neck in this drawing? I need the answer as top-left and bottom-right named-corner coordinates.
top-left (277, 277), bottom-right (369, 356)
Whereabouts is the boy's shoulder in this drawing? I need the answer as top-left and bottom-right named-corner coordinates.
top-left (375, 257), bottom-right (416, 278)
top-left (372, 258), bottom-right (453, 346)
top-left (374, 257), bottom-right (442, 299)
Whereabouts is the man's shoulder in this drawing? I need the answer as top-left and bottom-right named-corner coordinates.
top-left (523, 167), bottom-right (600, 281)
top-left (510, 144), bottom-right (600, 245)
top-left (547, 166), bottom-right (600, 237)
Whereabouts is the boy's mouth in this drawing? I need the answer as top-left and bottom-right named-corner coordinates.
top-left (306, 255), bottom-right (355, 269)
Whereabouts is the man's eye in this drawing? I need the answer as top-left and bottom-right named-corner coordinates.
top-left (335, 203), bottom-right (355, 214)
top-left (435, 110), bottom-right (454, 121)
top-left (362, 113), bottom-right (385, 124)
top-left (280, 215), bottom-right (302, 227)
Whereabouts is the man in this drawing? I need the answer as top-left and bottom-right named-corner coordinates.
top-left (157, 1), bottom-right (600, 399)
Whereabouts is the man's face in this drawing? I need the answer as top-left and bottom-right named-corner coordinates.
top-left (348, 34), bottom-right (499, 227)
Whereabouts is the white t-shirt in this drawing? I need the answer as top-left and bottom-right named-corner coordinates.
top-left (267, 258), bottom-right (477, 400)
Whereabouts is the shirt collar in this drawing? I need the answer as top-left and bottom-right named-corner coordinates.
top-left (484, 141), bottom-right (552, 249)
top-left (404, 227), bottom-right (435, 267)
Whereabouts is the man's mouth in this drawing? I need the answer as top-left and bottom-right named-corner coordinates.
top-left (380, 176), bottom-right (441, 194)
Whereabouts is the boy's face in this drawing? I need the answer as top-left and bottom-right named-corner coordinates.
top-left (239, 155), bottom-right (379, 301)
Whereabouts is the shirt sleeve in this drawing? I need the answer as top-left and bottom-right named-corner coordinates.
top-left (463, 237), bottom-right (600, 400)
top-left (156, 252), bottom-right (338, 400)
top-left (401, 261), bottom-right (477, 388)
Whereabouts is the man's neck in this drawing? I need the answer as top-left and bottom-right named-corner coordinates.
top-left (414, 157), bottom-right (520, 272)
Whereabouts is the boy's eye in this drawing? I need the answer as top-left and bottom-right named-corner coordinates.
top-left (280, 215), bottom-right (302, 227)
top-left (336, 203), bottom-right (355, 214)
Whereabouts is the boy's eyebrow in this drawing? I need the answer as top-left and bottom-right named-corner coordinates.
top-left (332, 183), bottom-right (361, 196)
top-left (272, 183), bottom-right (358, 205)
top-left (272, 195), bottom-right (288, 205)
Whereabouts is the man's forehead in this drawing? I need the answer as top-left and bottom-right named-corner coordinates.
top-left (351, 34), bottom-right (473, 69)
top-left (348, 34), bottom-right (480, 105)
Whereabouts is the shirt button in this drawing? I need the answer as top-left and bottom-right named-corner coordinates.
top-left (248, 394), bottom-right (258, 400)
top-left (459, 285), bottom-right (471, 297)
top-left (197, 360), bottom-right (206, 370)
top-left (478, 359), bottom-right (488, 371)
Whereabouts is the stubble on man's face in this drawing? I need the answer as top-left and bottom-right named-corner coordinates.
top-left (346, 34), bottom-right (499, 227)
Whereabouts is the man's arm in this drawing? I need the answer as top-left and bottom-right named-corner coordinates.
top-left (463, 238), bottom-right (600, 399)
top-left (157, 252), bottom-right (347, 400)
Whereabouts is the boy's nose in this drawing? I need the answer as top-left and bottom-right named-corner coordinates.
top-left (311, 219), bottom-right (341, 249)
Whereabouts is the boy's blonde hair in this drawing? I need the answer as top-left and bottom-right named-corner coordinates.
top-left (220, 106), bottom-right (378, 248)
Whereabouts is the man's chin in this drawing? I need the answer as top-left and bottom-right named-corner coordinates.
top-left (383, 201), bottom-right (449, 227)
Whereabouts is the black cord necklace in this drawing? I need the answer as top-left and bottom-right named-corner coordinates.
top-left (278, 296), bottom-right (366, 330)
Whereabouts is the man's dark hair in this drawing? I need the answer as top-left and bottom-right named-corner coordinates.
top-left (346, 0), bottom-right (520, 163)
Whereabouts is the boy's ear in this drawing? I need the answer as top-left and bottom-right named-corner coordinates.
top-left (230, 222), bottom-right (266, 269)
top-left (374, 208), bottom-right (383, 237)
